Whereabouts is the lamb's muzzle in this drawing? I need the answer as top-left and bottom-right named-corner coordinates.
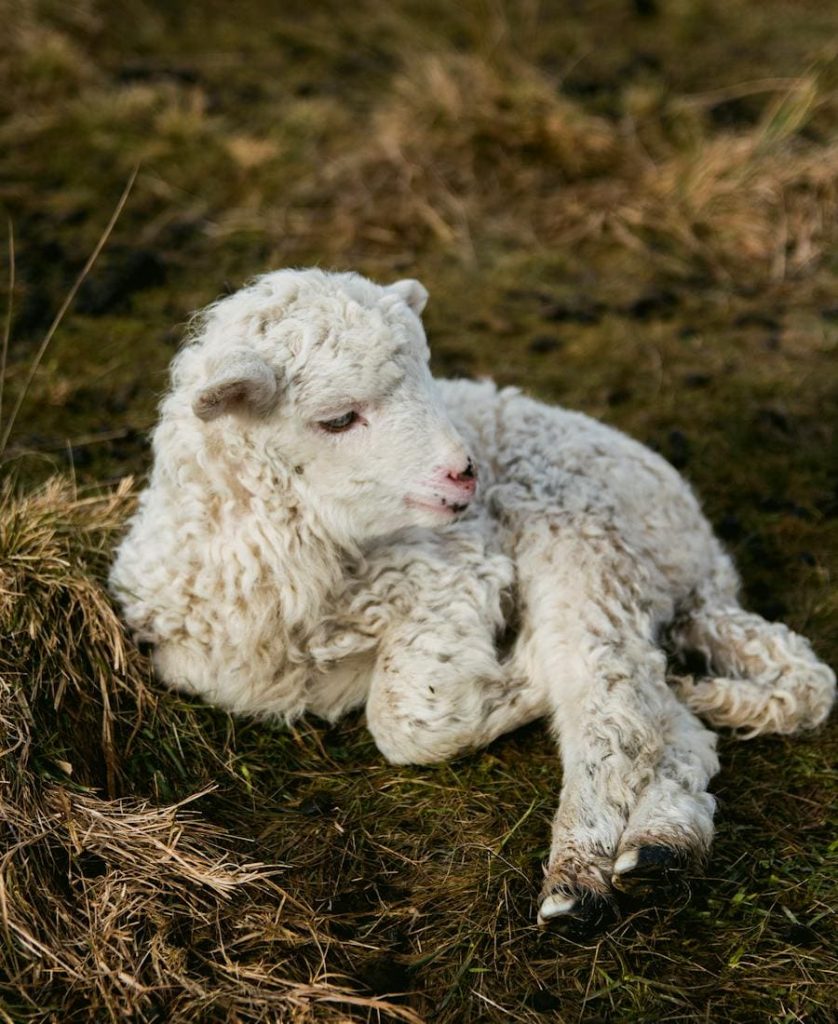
top-left (413, 456), bottom-right (478, 515)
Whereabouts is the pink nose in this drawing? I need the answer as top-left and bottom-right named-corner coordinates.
top-left (446, 458), bottom-right (477, 493)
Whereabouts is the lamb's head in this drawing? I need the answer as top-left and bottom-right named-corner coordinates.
top-left (175, 269), bottom-right (476, 543)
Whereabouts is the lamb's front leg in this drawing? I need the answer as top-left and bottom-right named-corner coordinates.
top-left (359, 526), bottom-right (548, 764)
top-left (538, 674), bottom-right (719, 929)
top-left (533, 633), bottom-right (672, 931)
top-left (513, 524), bottom-right (718, 932)
top-left (362, 561), bottom-right (548, 769)
top-left (610, 695), bottom-right (718, 898)
top-left (366, 612), bottom-right (548, 765)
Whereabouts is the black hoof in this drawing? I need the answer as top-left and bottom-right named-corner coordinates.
top-left (611, 844), bottom-right (692, 899)
top-left (537, 889), bottom-right (618, 937)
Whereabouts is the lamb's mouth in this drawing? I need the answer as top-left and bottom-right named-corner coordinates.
top-left (405, 496), bottom-right (468, 517)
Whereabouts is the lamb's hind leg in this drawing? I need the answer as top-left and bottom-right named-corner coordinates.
top-left (670, 594), bottom-right (836, 737)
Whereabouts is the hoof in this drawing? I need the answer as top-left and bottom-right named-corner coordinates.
top-left (537, 889), bottom-right (617, 937)
top-left (611, 844), bottom-right (692, 899)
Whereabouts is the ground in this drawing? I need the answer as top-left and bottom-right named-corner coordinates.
top-left (0, 1), bottom-right (836, 1021)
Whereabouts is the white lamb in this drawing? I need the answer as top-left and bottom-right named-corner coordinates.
top-left (110, 269), bottom-right (835, 933)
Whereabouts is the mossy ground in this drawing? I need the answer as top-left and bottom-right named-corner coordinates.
top-left (1, 1), bottom-right (836, 1021)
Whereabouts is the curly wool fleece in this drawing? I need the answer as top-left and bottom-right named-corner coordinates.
top-left (111, 269), bottom-right (835, 929)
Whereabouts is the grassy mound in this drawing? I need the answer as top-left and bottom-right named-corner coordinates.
top-left (0, 479), bottom-right (419, 1023)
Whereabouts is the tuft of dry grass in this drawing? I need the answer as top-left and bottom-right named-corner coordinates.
top-left (307, 55), bottom-right (838, 285)
top-left (0, 477), bottom-right (147, 794)
top-left (297, 51), bottom-right (630, 262)
top-left (607, 76), bottom-right (838, 283)
top-left (0, 478), bottom-right (420, 1023)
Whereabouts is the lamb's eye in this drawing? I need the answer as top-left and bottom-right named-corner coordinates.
top-left (319, 411), bottom-right (359, 433)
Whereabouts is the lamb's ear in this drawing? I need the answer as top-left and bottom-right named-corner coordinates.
top-left (192, 349), bottom-right (278, 421)
top-left (386, 278), bottom-right (429, 316)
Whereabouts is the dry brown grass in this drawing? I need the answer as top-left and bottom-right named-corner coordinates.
top-left (299, 54), bottom-right (838, 287)
top-left (608, 77), bottom-right (838, 282)
top-left (0, 478), bottom-right (420, 1023)
top-left (296, 51), bottom-right (629, 262)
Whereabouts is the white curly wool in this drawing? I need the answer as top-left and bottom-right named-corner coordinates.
top-left (111, 269), bottom-right (836, 927)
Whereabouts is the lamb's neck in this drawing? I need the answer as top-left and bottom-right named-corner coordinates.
top-left (251, 495), bottom-right (353, 634)
top-left (152, 414), bottom-right (357, 637)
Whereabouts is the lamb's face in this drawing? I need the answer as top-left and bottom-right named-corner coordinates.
top-left (188, 270), bottom-right (477, 543)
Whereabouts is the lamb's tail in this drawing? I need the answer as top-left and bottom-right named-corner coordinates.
top-left (669, 603), bottom-right (835, 737)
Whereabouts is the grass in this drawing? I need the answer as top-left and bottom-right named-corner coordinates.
top-left (1, 1), bottom-right (836, 1021)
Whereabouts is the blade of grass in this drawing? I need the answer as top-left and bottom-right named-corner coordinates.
top-left (0, 166), bottom-right (139, 458)
top-left (0, 219), bottom-right (13, 438)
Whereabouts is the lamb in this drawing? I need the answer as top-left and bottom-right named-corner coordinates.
top-left (110, 268), bottom-right (835, 933)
